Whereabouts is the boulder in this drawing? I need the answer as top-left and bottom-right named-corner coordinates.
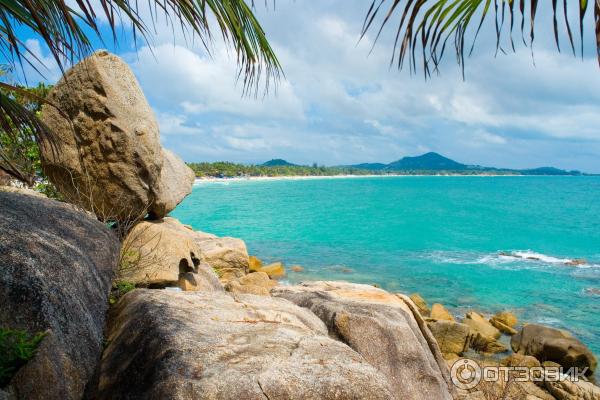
top-left (469, 333), bottom-right (509, 354)
top-left (148, 149), bottom-right (195, 218)
top-left (542, 378), bottom-right (600, 400)
top-left (410, 293), bottom-right (430, 316)
top-left (249, 255), bottom-right (263, 272)
top-left (92, 290), bottom-right (396, 399)
top-left (176, 264), bottom-right (224, 293)
top-left (492, 311), bottom-right (518, 327)
top-left (257, 262), bottom-right (286, 278)
top-left (428, 320), bottom-right (471, 356)
top-left (290, 265), bottom-right (305, 272)
top-left (464, 311), bottom-right (501, 340)
top-left (224, 272), bottom-right (277, 296)
top-left (0, 191), bottom-right (119, 399)
top-left (193, 232), bottom-right (250, 277)
top-left (39, 50), bottom-right (163, 220)
top-left (489, 317), bottom-right (517, 335)
top-left (501, 354), bottom-right (541, 368)
top-left (273, 281), bottom-right (456, 400)
top-left (511, 324), bottom-right (597, 376)
top-left (431, 303), bottom-right (454, 321)
top-left (119, 218), bottom-right (204, 288)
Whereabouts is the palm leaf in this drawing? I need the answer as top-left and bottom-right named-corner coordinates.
top-left (362, 0), bottom-right (599, 75)
top-left (0, 0), bottom-right (281, 184)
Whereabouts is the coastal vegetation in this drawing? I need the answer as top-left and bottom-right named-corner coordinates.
top-left (188, 153), bottom-right (586, 178)
top-left (0, 329), bottom-right (45, 387)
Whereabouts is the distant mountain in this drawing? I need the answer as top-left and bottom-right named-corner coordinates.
top-left (386, 152), bottom-right (466, 171)
top-left (262, 159), bottom-right (297, 167)
top-left (347, 152), bottom-right (582, 175)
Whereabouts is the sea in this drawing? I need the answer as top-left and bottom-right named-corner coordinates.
top-left (172, 175), bottom-right (600, 357)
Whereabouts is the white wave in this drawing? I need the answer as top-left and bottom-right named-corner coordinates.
top-left (427, 250), bottom-right (597, 269)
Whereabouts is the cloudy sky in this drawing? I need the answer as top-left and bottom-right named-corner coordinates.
top-left (17, 1), bottom-right (600, 172)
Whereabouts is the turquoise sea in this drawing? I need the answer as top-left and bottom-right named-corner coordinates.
top-left (172, 176), bottom-right (600, 356)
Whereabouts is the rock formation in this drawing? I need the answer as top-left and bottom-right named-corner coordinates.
top-left (0, 191), bottom-right (119, 399)
top-left (273, 281), bottom-right (456, 400)
top-left (92, 290), bottom-right (396, 399)
top-left (39, 50), bottom-right (193, 220)
top-left (511, 324), bottom-right (598, 375)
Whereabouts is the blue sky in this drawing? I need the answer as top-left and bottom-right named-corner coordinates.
top-left (9, 1), bottom-right (600, 172)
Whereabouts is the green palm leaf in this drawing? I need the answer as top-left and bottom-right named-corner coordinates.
top-left (0, 0), bottom-right (281, 184)
top-left (361, 0), bottom-right (600, 75)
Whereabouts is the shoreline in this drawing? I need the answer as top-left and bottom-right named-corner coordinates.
top-left (193, 173), bottom-right (532, 183)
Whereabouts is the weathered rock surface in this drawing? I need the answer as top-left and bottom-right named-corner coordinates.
top-left (431, 303), bottom-right (454, 321)
top-left (176, 263), bottom-right (224, 292)
top-left (428, 320), bottom-right (471, 356)
top-left (0, 191), bottom-right (119, 399)
top-left (120, 217), bottom-right (203, 288)
top-left (193, 232), bottom-right (250, 278)
top-left (273, 281), bottom-right (455, 400)
top-left (93, 290), bottom-right (395, 399)
top-left (149, 149), bottom-right (195, 218)
top-left (410, 293), bottom-right (430, 316)
top-left (248, 255), bottom-right (263, 272)
top-left (511, 324), bottom-right (597, 376)
top-left (492, 311), bottom-right (518, 327)
top-left (542, 378), bottom-right (600, 400)
top-left (225, 271), bottom-right (276, 296)
top-left (489, 317), bottom-right (517, 335)
top-left (39, 50), bottom-right (163, 219)
top-left (464, 311), bottom-right (501, 340)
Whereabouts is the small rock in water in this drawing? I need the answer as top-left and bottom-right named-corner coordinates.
top-left (565, 258), bottom-right (587, 266)
top-left (290, 265), bottom-right (304, 273)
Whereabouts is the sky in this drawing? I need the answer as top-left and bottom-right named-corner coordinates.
top-left (10, 1), bottom-right (600, 173)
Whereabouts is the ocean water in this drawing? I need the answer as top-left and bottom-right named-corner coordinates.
top-left (172, 176), bottom-right (600, 356)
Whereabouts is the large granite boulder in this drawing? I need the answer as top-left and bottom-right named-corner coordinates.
top-left (272, 281), bottom-right (456, 400)
top-left (39, 50), bottom-right (193, 220)
top-left (148, 149), bottom-right (195, 218)
top-left (92, 290), bottom-right (395, 399)
top-left (428, 320), bottom-right (471, 356)
top-left (0, 191), bottom-right (119, 399)
top-left (192, 230), bottom-right (250, 279)
top-left (120, 218), bottom-right (213, 290)
top-left (511, 324), bottom-right (597, 376)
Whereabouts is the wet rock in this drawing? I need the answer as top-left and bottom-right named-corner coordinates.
top-left (248, 255), bottom-right (263, 272)
top-left (0, 191), bottom-right (119, 399)
top-left (257, 262), bottom-right (286, 278)
top-left (511, 324), bottom-right (597, 376)
top-left (290, 265), bottom-right (304, 273)
top-left (489, 317), bottom-right (518, 335)
top-left (492, 311), bottom-right (518, 327)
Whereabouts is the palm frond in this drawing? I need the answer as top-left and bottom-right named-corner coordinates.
top-left (361, 0), bottom-right (600, 76)
top-left (0, 0), bottom-right (280, 184)
top-left (0, 0), bottom-right (281, 92)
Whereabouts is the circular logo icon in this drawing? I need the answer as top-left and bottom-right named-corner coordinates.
top-left (450, 359), bottom-right (482, 390)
